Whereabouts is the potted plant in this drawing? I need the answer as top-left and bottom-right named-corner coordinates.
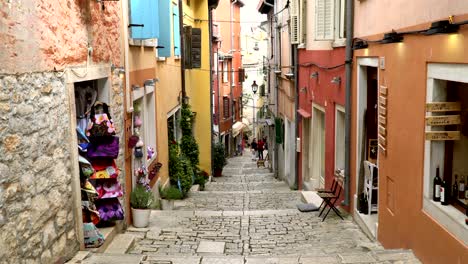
top-left (159, 185), bottom-right (183, 210)
top-left (213, 142), bottom-right (227, 177)
top-left (130, 184), bottom-right (154, 228)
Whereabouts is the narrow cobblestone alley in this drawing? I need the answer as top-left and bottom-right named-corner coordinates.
top-left (75, 155), bottom-right (421, 264)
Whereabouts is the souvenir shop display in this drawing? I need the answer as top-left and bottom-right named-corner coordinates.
top-left (76, 98), bottom-right (124, 248)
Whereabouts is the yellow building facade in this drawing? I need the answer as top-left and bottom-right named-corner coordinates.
top-left (183, 0), bottom-right (212, 174)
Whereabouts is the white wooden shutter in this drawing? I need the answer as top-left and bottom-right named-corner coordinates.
top-left (290, 0), bottom-right (299, 44)
top-left (315, 0), bottom-right (334, 40)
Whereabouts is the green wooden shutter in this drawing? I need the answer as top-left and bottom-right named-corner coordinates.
top-left (158, 0), bottom-right (171, 57)
top-left (191, 28), bottom-right (202, 69)
top-left (184, 26), bottom-right (193, 69)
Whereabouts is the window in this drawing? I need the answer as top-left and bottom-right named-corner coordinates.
top-left (335, 105), bottom-right (345, 174)
top-left (423, 63), bottom-right (468, 245)
top-left (167, 107), bottom-right (182, 142)
top-left (231, 68), bottom-right (235, 86)
top-left (223, 96), bottom-right (230, 118)
top-left (238, 68), bottom-right (245, 83)
top-left (233, 100), bottom-right (237, 120)
top-left (129, 0), bottom-right (159, 39)
top-left (133, 83), bottom-right (157, 164)
top-left (158, 0), bottom-right (171, 57)
top-left (223, 62), bottom-right (228, 83)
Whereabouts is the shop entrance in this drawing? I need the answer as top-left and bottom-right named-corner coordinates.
top-left (355, 59), bottom-right (379, 238)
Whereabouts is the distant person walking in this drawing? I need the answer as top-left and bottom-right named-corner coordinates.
top-left (257, 138), bottom-right (264, 160)
top-left (251, 138), bottom-right (257, 161)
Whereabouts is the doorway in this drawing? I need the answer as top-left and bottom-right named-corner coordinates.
top-left (312, 105), bottom-right (326, 189)
top-left (302, 117), bottom-right (311, 188)
top-left (355, 58), bottom-right (379, 238)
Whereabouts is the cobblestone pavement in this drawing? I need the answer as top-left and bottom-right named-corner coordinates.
top-left (88, 155), bottom-right (421, 263)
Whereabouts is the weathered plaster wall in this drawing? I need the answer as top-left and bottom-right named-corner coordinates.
top-left (0, 0), bottom-right (121, 74)
top-left (0, 72), bottom-right (79, 263)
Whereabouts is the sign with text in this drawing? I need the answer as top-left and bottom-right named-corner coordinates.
top-left (425, 131), bottom-right (460, 141)
top-left (426, 102), bottom-right (461, 112)
top-left (425, 115), bottom-right (461, 126)
top-left (378, 86), bottom-right (388, 154)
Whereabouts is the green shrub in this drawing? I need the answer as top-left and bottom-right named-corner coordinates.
top-left (181, 135), bottom-right (199, 168)
top-left (213, 142), bottom-right (227, 170)
top-left (130, 185), bottom-right (154, 209)
top-left (194, 170), bottom-right (207, 191)
top-left (178, 155), bottom-right (194, 195)
top-left (169, 142), bottom-right (181, 179)
top-left (159, 185), bottom-right (183, 200)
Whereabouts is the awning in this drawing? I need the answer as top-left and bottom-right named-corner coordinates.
top-left (232, 121), bottom-right (247, 137)
top-left (297, 108), bottom-right (311, 118)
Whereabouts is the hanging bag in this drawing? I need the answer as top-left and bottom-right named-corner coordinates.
top-left (87, 136), bottom-right (120, 159)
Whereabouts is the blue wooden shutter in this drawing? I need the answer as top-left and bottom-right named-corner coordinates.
top-left (129, 0), bottom-right (159, 39)
top-left (158, 0), bottom-right (171, 57)
top-left (173, 5), bottom-right (181, 56)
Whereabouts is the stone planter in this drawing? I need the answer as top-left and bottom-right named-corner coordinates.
top-left (160, 199), bottom-right (174, 210)
top-left (131, 208), bottom-right (151, 228)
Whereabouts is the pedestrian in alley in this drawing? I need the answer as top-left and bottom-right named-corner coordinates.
top-left (251, 138), bottom-right (257, 161)
top-left (257, 138), bottom-right (264, 160)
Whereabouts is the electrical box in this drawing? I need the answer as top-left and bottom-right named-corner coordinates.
top-left (296, 137), bottom-right (301, 152)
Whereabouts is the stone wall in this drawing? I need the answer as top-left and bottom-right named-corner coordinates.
top-left (0, 72), bottom-right (79, 263)
top-left (0, 0), bottom-right (122, 74)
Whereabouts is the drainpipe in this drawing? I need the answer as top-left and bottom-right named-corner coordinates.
top-left (230, 0), bottom-right (238, 155)
top-left (293, 45), bottom-right (299, 190)
top-left (178, 0), bottom-right (186, 99)
top-left (122, 0), bottom-right (132, 113)
top-left (343, 0), bottom-right (354, 206)
top-left (209, 8), bottom-right (214, 175)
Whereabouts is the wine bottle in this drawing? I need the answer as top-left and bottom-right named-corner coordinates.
top-left (453, 174), bottom-right (459, 202)
top-left (433, 167), bottom-right (441, 202)
top-left (441, 179), bottom-right (448, 205)
top-left (460, 175), bottom-right (466, 199)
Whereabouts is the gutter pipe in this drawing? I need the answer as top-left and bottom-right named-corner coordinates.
top-left (343, 0), bottom-right (354, 206)
top-left (178, 0), bottom-right (186, 99)
top-left (294, 45), bottom-right (299, 190)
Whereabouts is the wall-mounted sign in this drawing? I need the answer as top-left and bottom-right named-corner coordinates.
top-left (426, 102), bottom-right (461, 112)
top-left (425, 115), bottom-right (461, 126)
top-left (425, 131), bottom-right (461, 141)
top-left (378, 86), bottom-right (388, 155)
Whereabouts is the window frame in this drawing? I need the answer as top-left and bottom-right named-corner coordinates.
top-left (223, 61), bottom-right (229, 83)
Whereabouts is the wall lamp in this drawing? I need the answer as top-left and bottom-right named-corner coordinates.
top-left (353, 40), bottom-right (368, 50)
top-left (284, 72), bottom-right (295, 80)
top-left (379, 32), bottom-right (403, 44)
top-left (310, 72), bottom-right (319, 79)
top-left (423, 20), bottom-right (459, 35)
top-left (331, 77), bottom-right (341, 84)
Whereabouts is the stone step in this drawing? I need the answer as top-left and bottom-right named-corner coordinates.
top-left (81, 253), bottom-right (144, 264)
top-left (65, 251), bottom-right (91, 264)
top-left (87, 221), bottom-right (124, 254)
top-left (104, 233), bottom-right (136, 254)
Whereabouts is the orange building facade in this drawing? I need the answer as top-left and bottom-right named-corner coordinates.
top-left (351, 1), bottom-right (468, 263)
top-left (212, 0), bottom-right (244, 155)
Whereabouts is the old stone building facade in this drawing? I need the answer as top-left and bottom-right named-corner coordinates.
top-left (0, 1), bottom-right (125, 263)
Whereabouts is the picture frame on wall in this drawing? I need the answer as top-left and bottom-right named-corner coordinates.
top-left (368, 139), bottom-right (378, 163)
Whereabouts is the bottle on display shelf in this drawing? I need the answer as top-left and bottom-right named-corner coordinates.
top-left (460, 175), bottom-right (466, 199)
top-left (452, 174), bottom-right (459, 202)
top-left (433, 167), bottom-right (442, 202)
top-left (440, 179), bottom-right (449, 206)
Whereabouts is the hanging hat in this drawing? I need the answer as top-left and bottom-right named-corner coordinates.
top-left (134, 115), bottom-right (142, 127)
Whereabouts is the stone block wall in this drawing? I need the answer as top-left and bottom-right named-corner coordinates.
top-left (0, 72), bottom-right (79, 263)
